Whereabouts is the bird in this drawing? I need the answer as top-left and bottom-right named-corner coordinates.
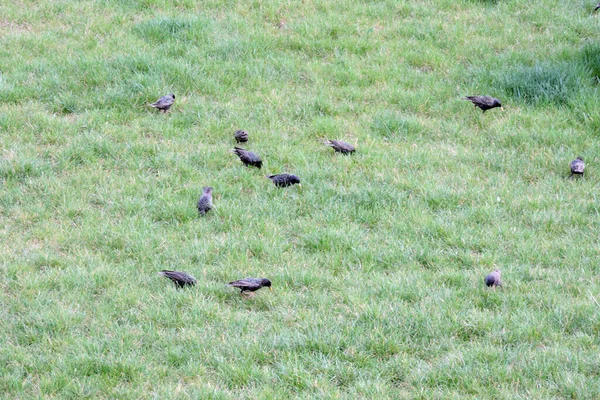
top-left (227, 278), bottom-right (272, 295)
top-left (595, 3), bottom-right (600, 12)
top-left (267, 173), bottom-right (301, 187)
top-left (230, 147), bottom-right (262, 168)
top-left (159, 270), bottom-right (197, 288)
top-left (234, 130), bottom-right (249, 143)
top-left (484, 269), bottom-right (502, 288)
top-left (326, 140), bottom-right (355, 154)
top-left (463, 96), bottom-right (503, 113)
top-left (570, 157), bottom-right (585, 177)
top-left (149, 93), bottom-right (175, 113)
top-left (197, 187), bottom-right (213, 215)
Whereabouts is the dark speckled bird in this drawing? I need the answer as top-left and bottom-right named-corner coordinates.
top-left (197, 187), bottom-right (213, 215)
top-left (149, 93), bottom-right (175, 113)
top-left (463, 96), bottom-right (503, 113)
top-left (231, 147), bottom-right (262, 168)
top-left (159, 270), bottom-right (197, 288)
top-left (570, 157), bottom-right (585, 177)
top-left (234, 130), bottom-right (249, 143)
top-left (484, 269), bottom-right (502, 288)
top-left (326, 140), bottom-right (355, 154)
top-left (227, 278), bottom-right (272, 295)
top-left (267, 173), bottom-right (301, 187)
top-left (595, 3), bottom-right (600, 12)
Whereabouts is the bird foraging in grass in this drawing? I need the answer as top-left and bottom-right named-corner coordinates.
top-left (230, 147), bottom-right (262, 169)
top-left (595, 3), bottom-right (600, 12)
top-left (484, 269), bottom-right (502, 288)
top-left (326, 139), bottom-right (355, 154)
top-left (267, 173), bottom-right (301, 188)
top-left (570, 157), bottom-right (585, 177)
top-left (227, 278), bottom-right (272, 296)
top-left (234, 130), bottom-right (249, 143)
top-left (463, 96), bottom-right (503, 113)
top-left (159, 270), bottom-right (197, 288)
top-left (197, 187), bottom-right (213, 215)
top-left (149, 93), bottom-right (175, 113)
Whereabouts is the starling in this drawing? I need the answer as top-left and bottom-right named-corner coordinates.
top-left (159, 270), bottom-right (197, 288)
top-left (197, 186), bottom-right (213, 215)
top-left (595, 3), bottom-right (600, 12)
top-left (570, 157), bottom-right (585, 177)
top-left (267, 173), bottom-right (301, 187)
top-left (463, 96), bottom-right (503, 113)
top-left (149, 93), bottom-right (175, 113)
top-left (326, 140), bottom-right (355, 154)
top-left (484, 269), bottom-right (502, 288)
top-left (231, 147), bottom-right (262, 168)
top-left (234, 130), bottom-right (249, 143)
top-left (227, 278), bottom-right (272, 295)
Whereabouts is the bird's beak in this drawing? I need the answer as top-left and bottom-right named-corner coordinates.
top-left (501, 107), bottom-right (504, 111)
top-left (298, 184), bottom-right (302, 188)
top-left (270, 287), bottom-right (272, 291)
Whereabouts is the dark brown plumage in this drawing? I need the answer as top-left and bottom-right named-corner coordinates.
top-left (197, 187), bottom-right (213, 215)
top-left (463, 96), bottom-right (503, 113)
top-left (149, 93), bottom-right (175, 113)
top-left (227, 278), bottom-right (272, 294)
top-left (267, 173), bottom-right (301, 187)
top-left (484, 269), bottom-right (502, 288)
top-left (159, 270), bottom-right (197, 288)
top-left (234, 130), bottom-right (249, 143)
top-left (326, 140), bottom-right (355, 154)
top-left (231, 147), bottom-right (262, 168)
top-left (570, 157), bottom-right (585, 177)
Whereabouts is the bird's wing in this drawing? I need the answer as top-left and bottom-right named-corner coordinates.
top-left (481, 96), bottom-right (496, 106)
top-left (329, 140), bottom-right (347, 151)
top-left (160, 270), bottom-right (196, 283)
top-left (246, 151), bottom-right (261, 163)
top-left (228, 278), bottom-right (261, 288)
top-left (234, 149), bottom-right (256, 163)
top-left (464, 96), bottom-right (490, 106)
top-left (154, 96), bottom-right (173, 108)
top-left (338, 141), bottom-right (354, 151)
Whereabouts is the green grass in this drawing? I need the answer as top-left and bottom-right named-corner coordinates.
top-left (2, 0), bottom-right (600, 398)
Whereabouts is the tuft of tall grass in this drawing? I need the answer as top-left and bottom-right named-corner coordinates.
top-left (577, 42), bottom-right (600, 83)
top-left (491, 62), bottom-right (587, 106)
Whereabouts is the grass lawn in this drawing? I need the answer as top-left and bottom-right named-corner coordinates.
top-left (2, 0), bottom-right (600, 398)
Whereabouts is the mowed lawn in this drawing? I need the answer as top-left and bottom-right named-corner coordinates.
top-left (2, 0), bottom-right (600, 398)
